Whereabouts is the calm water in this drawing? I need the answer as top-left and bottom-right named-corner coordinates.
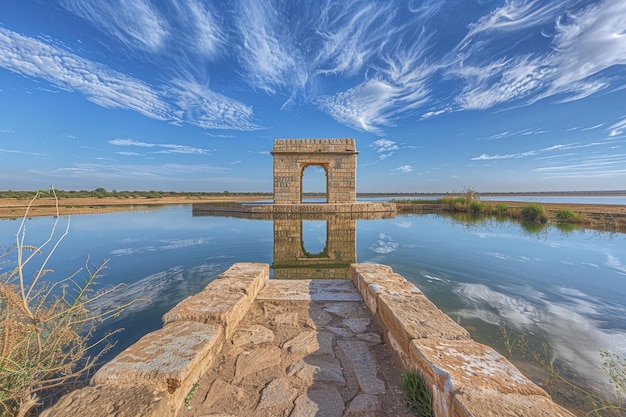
top-left (2, 205), bottom-right (625, 404)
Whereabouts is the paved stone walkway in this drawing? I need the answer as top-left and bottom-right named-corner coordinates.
top-left (178, 279), bottom-right (412, 417)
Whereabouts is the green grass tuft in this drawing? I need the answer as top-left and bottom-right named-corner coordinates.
top-left (401, 370), bottom-right (434, 417)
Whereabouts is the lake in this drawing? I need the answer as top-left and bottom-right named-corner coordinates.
top-left (2, 204), bottom-right (625, 412)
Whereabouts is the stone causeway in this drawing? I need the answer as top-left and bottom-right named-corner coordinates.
top-left (42, 263), bottom-right (574, 417)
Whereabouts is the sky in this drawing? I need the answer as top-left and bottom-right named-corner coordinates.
top-left (1, 0), bottom-right (626, 193)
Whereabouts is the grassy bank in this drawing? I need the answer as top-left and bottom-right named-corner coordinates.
top-left (393, 196), bottom-right (626, 233)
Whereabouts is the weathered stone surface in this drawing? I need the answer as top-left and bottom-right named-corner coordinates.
top-left (411, 338), bottom-right (548, 397)
top-left (40, 385), bottom-right (168, 417)
top-left (287, 356), bottom-right (346, 384)
top-left (283, 330), bottom-right (334, 356)
top-left (344, 394), bottom-right (382, 417)
top-left (203, 379), bottom-right (246, 410)
top-left (256, 279), bottom-right (362, 301)
top-left (233, 346), bottom-right (282, 382)
top-left (163, 263), bottom-right (268, 339)
top-left (338, 340), bottom-right (385, 394)
top-left (350, 263), bottom-right (469, 357)
top-left (452, 390), bottom-right (575, 417)
top-left (232, 324), bottom-right (275, 347)
top-left (272, 138), bottom-right (357, 204)
top-left (323, 301), bottom-right (369, 318)
top-left (326, 325), bottom-right (354, 337)
top-left (409, 339), bottom-right (575, 417)
top-left (93, 320), bottom-right (223, 412)
top-left (357, 332), bottom-right (382, 344)
top-left (343, 317), bottom-right (370, 333)
top-left (256, 378), bottom-right (297, 410)
top-left (290, 387), bottom-right (344, 417)
top-left (274, 311), bottom-right (299, 326)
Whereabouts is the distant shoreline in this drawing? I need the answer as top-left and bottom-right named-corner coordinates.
top-left (1, 192), bottom-right (625, 220)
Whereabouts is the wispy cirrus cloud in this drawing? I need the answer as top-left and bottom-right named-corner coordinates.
top-left (0, 27), bottom-right (257, 131)
top-left (534, 153), bottom-right (626, 178)
top-left (109, 138), bottom-right (211, 155)
top-left (57, 0), bottom-right (169, 53)
top-left (0, 148), bottom-right (46, 156)
top-left (609, 117), bottom-right (626, 137)
top-left (451, 0), bottom-right (626, 111)
top-left (472, 144), bottom-right (573, 160)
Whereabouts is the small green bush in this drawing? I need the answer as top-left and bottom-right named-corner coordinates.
top-left (555, 209), bottom-right (579, 223)
top-left (520, 204), bottom-right (547, 223)
top-left (495, 204), bottom-right (508, 215)
top-left (401, 370), bottom-right (434, 417)
top-left (469, 200), bottom-right (486, 213)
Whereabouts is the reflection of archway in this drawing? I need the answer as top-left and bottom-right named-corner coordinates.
top-left (271, 139), bottom-right (357, 204)
top-left (301, 164), bottom-right (328, 202)
top-left (273, 214), bottom-right (356, 279)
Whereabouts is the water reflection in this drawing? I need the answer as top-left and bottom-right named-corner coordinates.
top-left (2, 206), bottom-right (624, 412)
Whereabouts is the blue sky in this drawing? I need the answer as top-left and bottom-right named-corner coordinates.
top-left (1, 0), bottom-right (626, 193)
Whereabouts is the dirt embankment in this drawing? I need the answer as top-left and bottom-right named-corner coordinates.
top-left (0, 196), bottom-right (264, 219)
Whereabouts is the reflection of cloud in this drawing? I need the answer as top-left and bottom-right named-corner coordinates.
top-left (452, 282), bottom-right (626, 392)
top-left (111, 237), bottom-right (213, 256)
top-left (369, 233), bottom-right (398, 254)
top-left (90, 262), bottom-right (229, 321)
top-left (605, 253), bottom-right (626, 275)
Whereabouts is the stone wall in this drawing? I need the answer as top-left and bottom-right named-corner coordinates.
top-left (350, 264), bottom-right (574, 417)
top-left (271, 138), bottom-right (358, 204)
top-left (41, 263), bottom-right (269, 417)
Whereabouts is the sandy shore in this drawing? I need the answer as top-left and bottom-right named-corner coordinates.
top-left (0, 195), bottom-right (265, 219)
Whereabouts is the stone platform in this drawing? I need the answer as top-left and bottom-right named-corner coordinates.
top-left (42, 263), bottom-right (574, 417)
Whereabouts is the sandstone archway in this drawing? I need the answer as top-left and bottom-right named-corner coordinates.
top-left (271, 139), bottom-right (357, 204)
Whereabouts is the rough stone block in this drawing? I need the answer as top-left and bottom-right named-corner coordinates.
top-left (163, 262), bottom-right (269, 339)
top-left (350, 263), bottom-right (469, 357)
top-left (40, 385), bottom-right (169, 417)
top-left (408, 338), bottom-right (575, 417)
top-left (93, 321), bottom-right (223, 413)
top-left (451, 390), bottom-right (575, 417)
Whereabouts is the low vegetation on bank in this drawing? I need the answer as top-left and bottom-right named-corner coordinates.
top-left (392, 188), bottom-right (626, 232)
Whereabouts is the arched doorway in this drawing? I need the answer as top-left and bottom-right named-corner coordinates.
top-left (301, 164), bottom-right (328, 203)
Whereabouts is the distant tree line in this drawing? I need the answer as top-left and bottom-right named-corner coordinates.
top-left (0, 188), bottom-right (273, 199)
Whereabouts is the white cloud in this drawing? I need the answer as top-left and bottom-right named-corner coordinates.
top-left (0, 27), bottom-right (258, 131)
top-left (609, 117), bottom-right (626, 137)
top-left (472, 144), bottom-right (572, 160)
top-left (392, 165), bottom-right (414, 174)
top-left (453, 0), bottom-right (626, 110)
top-left (109, 138), bottom-right (211, 155)
top-left (370, 139), bottom-right (399, 160)
top-left (58, 0), bottom-right (169, 53)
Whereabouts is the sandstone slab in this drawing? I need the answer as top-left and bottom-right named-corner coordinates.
top-left (257, 279), bottom-right (362, 301)
top-left (290, 387), bottom-right (344, 417)
top-left (234, 346), bottom-right (282, 383)
top-left (256, 378), bottom-right (297, 410)
top-left (40, 385), bottom-right (168, 417)
top-left (283, 330), bottom-right (334, 356)
top-left (163, 263), bottom-right (268, 339)
top-left (93, 320), bottom-right (223, 413)
top-left (338, 340), bottom-right (385, 394)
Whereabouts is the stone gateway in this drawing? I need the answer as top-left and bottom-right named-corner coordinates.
top-left (271, 138), bottom-right (358, 204)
